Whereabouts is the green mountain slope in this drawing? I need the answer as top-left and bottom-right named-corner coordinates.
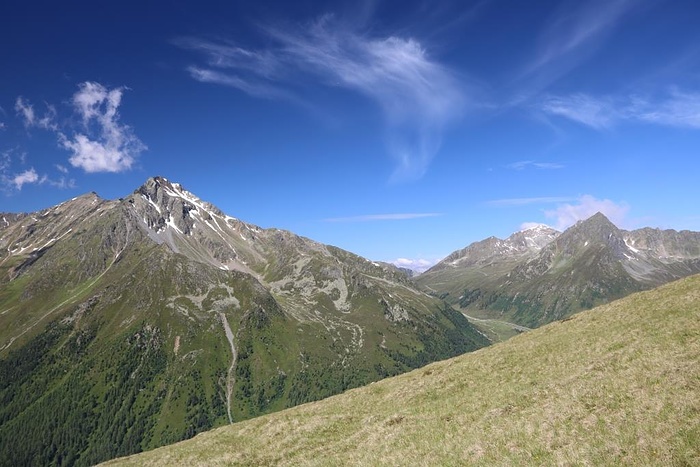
top-left (0, 178), bottom-right (487, 466)
top-left (106, 274), bottom-right (700, 466)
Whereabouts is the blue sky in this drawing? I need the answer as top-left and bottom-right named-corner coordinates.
top-left (2, 0), bottom-right (700, 270)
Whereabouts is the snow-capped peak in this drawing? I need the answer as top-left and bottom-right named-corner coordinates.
top-left (519, 223), bottom-right (554, 233)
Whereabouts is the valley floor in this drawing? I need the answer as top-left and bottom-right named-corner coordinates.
top-left (458, 308), bottom-right (531, 342)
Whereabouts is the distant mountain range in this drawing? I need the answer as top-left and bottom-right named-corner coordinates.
top-left (0, 177), bottom-right (487, 466)
top-left (418, 212), bottom-right (700, 327)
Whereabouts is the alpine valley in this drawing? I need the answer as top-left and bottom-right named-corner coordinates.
top-left (418, 212), bottom-right (700, 328)
top-left (0, 177), bottom-right (488, 466)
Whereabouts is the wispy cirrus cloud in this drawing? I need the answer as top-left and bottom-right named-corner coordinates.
top-left (512, 0), bottom-right (641, 105)
top-left (486, 196), bottom-right (574, 207)
top-left (177, 14), bottom-right (466, 182)
top-left (15, 97), bottom-right (58, 130)
top-left (186, 66), bottom-right (295, 101)
top-left (527, 0), bottom-right (639, 74)
top-left (0, 151), bottom-right (9, 172)
top-left (44, 176), bottom-right (76, 189)
top-left (323, 212), bottom-right (442, 222)
top-left (632, 90), bottom-right (700, 128)
top-left (540, 93), bottom-right (617, 129)
top-left (541, 89), bottom-right (700, 129)
top-left (506, 160), bottom-right (565, 170)
top-left (60, 82), bottom-right (146, 173)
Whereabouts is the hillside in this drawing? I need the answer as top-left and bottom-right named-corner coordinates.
top-left (0, 177), bottom-right (487, 466)
top-left (107, 274), bottom-right (700, 466)
top-left (418, 213), bottom-right (700, 327)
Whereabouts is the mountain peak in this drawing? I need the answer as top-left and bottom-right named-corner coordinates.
top-left (576, 211), bottom-right (616, 228)
top-left (545, 211), bottom-right (629, 264)
top-left (506, 225), bottom-right (560, 252)
top-left (567, 212), bottom-right (620, 237)
top-left (519, 223), bottom-right (554, 233)
top-left (128, 176), bottom-right (227, 239)
top-left (138, 176), bottom-right (192, 202)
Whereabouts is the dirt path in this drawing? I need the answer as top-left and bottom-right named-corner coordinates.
top-left (219, 312), bottom-right (237, 424)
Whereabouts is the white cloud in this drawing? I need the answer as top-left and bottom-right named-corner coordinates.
top-left (323, 212), bottom-right (442, 222)
top-left (11, 168), bottom-right (41, 190)
top-left (544, 195), bottom-right (629, 230)
top-left (62, 134), bottom-right (138, 173)
top-left (1, 165), bottom-right (74, 192)
top-left (0, 122), bottom-right (5, 130)
top-left (179, 15), bottom-right (466, 182)
top-left (487, 196), bottom-right (574, 207)
top-left (541, 89), bottom-right (700, 130)
top-left (391, 257), bottom-right (440, 274)
top-left (55, 164), bottom-right (69, 174)
top-left (15, 97), bottom-right (57, 130)
top-left (506, 160), bottom-right (565, 170)
top-left (60, 82), bottom-right (146, 173)
top-left (11, 82), bottom-right (145, 176)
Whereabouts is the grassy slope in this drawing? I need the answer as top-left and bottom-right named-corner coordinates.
top-left (107, 274), bottom-right (700, 466)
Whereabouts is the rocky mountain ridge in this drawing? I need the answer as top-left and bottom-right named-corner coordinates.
top-left (432, 224), bottom-right (560, 271)
top-left (418, 212), bottom-right (700, 327)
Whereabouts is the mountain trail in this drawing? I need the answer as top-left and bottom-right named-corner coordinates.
top-left (219, 312), bottom-right (237, 424)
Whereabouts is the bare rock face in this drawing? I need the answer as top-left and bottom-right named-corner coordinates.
top-left (132, 176), bottom-right (199, 235)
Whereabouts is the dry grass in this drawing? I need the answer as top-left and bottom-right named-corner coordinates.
top-left (106, 275), bottom-right (700, 466)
